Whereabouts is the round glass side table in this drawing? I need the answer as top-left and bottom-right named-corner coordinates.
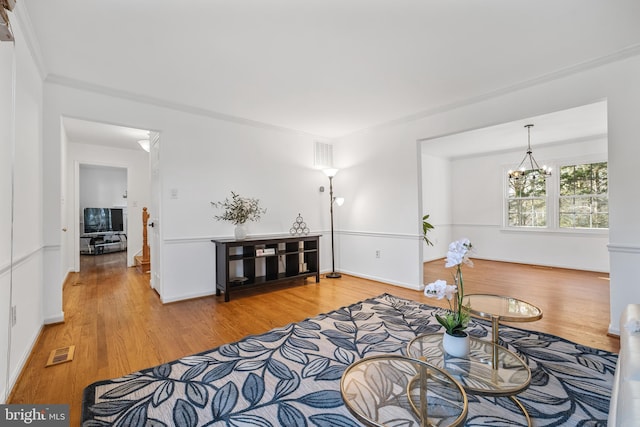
top-left (462, 294), bottom-right (543, 348)
top-left (407, 333), bottom-right (532, 426)
top-left (340, 354), bottom-right (468, 427)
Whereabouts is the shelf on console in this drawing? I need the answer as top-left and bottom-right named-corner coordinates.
top-left (212, 234), bottom-right (321, 302)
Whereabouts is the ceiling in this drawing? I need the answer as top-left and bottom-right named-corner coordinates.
top-left (21, 1), bottom-right (640, 145)
top-left (421, 101), bottom-right (608, 159)
top-left (63, 117), bottom-right (150, 151)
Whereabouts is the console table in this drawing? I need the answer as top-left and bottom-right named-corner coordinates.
top-left (212, 234), bottom-right (320, 302)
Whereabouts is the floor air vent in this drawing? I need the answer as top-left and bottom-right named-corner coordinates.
top-left (46, 345), bottom-right (75, 367)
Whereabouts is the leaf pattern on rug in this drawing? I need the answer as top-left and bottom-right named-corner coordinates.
top-left (82, 294), bottom-right (616, 426)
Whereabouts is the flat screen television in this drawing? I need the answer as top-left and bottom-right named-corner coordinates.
top-left (110, 208), bottom-right (124, 232)
top-left (83, 208), bottom-right (124, 234)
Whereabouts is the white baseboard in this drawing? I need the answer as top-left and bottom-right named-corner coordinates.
top-left (44, 311), bottom-right (64, 324)
top-left (608, 324), bottom-right (621, 336)
top-left (333, 269), bottom-right (422, 291)
top-left (161, 290), bottom-right (216, 304)
top-left (5, 324), bottom-right (43, 404)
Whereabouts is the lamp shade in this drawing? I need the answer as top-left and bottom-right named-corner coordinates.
top-left (323, 168), bottom-right (339, 178)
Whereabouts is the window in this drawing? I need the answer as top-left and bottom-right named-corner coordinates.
top-left (558, 162), bottom-right (608, 229)
top-left (504, 159), bottom-right (608, 231)
top-left (507, 171), bottom-right (548, 227)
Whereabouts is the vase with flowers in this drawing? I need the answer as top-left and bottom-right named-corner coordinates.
top-left (424, 238), bottom-right (474, 357)
top-left (211, 192), bottom-right (266, 240)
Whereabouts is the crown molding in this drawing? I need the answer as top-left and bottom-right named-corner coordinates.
top-left (44, 73), bottom-right (324, 139)
top-left (344, 44), bottom-right (640, 139)
top-left (449, 132), bottom-right (609, 161)
top-left (13, 1), bottom-right (47, 79)
top-left (30, 33), bottom-right (640, 141)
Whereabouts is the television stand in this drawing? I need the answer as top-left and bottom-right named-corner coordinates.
top-left (80, 232), bottom-right (127, 255)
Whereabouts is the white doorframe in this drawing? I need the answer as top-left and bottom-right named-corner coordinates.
top-left (149, 132), bottom-right (161, 293)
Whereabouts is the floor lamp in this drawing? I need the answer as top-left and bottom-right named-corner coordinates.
top-left (323, 168), bottom-right (342, 278)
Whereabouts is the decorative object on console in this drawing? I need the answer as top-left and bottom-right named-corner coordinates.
top-left (424, 238), bottom-right (473, 356)
top-left (323, 168), bottom-right (343, 278)
top-left (290, 213), bottom-right (310, 236)
top-left (508, 124), bottom-right (552, 180)
top-left (211, 191), bottom-right (266, 240)
top-left (234, 224), bottom-right (247, 240)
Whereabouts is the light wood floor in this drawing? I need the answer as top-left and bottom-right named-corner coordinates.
top-left (9, 253), bottom-right (619, 426)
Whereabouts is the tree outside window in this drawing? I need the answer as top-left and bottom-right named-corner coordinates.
top-left (507, 171), bottom-right (548, 227)
top-left (559, 162), bottom-right (608, 229)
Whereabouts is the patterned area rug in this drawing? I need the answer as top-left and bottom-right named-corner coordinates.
top-left (82, 294), bottom-right (617, 426)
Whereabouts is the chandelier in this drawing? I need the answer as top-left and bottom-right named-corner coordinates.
top-left (508, 124), bottom-right (551, 180)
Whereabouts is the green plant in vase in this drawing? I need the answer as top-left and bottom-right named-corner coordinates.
top-left (211, 191), bottom-right (266, 240)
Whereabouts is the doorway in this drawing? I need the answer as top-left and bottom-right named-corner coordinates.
top-left (62, 117), bottom-right (152, 275)
top-left (78, 164), bottom-right (128, 271)
top-left (417, 101), bottom-right (609, 281)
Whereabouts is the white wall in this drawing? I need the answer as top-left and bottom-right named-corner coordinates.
top-left (336, 54), bottom-right (640, 334)
top-left (1, 6), bottom-right (44, 402)
top-left (43, 82), bottom-right (329, 312)
top-left (79, 164), bottom-right (127, 211)
top-left (421, 153), bottom-right (452, 265)
top-left (67, 143), bottom-right (149, 269)
top-left (333, 129), bottom-right (425, 289)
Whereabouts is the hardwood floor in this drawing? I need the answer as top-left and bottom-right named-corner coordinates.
top-left (8, 253), bottom-right (619, 426)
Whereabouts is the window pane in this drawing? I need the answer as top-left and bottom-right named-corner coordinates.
top-left (508, 199), bottom-right (546, 227)
top-left (509, 172), bottom-right (547, 198)
top-left (560, 162), bottom-right (608, 196)
top-left (593, 213), bottom-right (609, 228)
top-left (558, 162), bottom-right (608, 229)
top-left (559, 196), bottom-right (609, 229)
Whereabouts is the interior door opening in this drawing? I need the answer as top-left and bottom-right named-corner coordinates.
top-left (78, 164), bottom-right (128, 272)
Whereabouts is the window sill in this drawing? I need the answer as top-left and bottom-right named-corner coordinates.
top-left (500, 227), bottom-right (608, 237)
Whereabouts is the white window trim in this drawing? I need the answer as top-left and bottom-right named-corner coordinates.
top-left (502, 154), bottom-right (608, 233)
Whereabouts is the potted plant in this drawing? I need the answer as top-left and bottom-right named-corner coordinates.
top-left (211, 192), bottom-right (266, 240)
top-left (423, 214), bottom-right (434, 246)
top-left (424, 238), bottom-right (474, 357)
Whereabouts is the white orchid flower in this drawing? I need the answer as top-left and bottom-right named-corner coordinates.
top-left (424, 279), bottom-right (457, 301)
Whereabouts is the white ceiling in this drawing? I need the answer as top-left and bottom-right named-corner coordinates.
top-left (21, 0), bottom-right (640, 145)
top-left (63, 117), bottom-right (150, 151)
top-left (421, 101), bottom-right (608, 159)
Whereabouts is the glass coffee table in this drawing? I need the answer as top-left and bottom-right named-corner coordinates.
top-left (462, 294), bottom-right (543, 348)
top-left (341, 354), bottom-right (468, 427)
top-left (407, 334), bottom-right (532, 426)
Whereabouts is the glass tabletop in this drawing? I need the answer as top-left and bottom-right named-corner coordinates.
top-left (341, 354), bottom-right (468, 427)
top-left (406, 334), bottom-right (531, 397)
top-left (462, 294), bottom-right (542, 323)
